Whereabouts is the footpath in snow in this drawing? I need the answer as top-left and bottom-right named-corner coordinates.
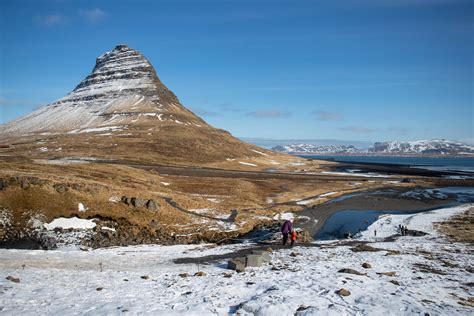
top-left (0, 204), bottom-right (473, 315)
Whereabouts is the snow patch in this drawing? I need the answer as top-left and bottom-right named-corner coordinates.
top-left (273, 212), bottom-right (294, 221)
top-left (44, 217), bottom-right (96, 230)
top-left (251, 149), bottom-right (268, 156)
top-left (239, 161), bottom-right (258, 167)
top-left (78, 203), bottom-right (88, 212)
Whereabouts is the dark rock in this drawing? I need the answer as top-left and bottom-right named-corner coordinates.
top-left (290, 252), bottom-right (299, 257)
top-left (389, 280), bottom-right (400, 286)
top-left (132, 198), bottom-right (147, 208)
top-left (9, 176), bottom-right (20, 185)
top-left (96, 287), bottom-right (104, 291)
top-left (296, 305), bottom-right (310, 312)
top-left (53, 184), bottom-right (68, 194)
top-left (0, 179), bottom-right (7, 190)
top-left (179, 273), bottom-right (190, 278)
top-left (338, 268), bottom-right (367, 276)
top-left (362, 262), bottom-right (372, 269)
top-left (140, 275), bottom-right (150, 280)
top-left (27, 177), bottom-right (42, 185)
top-left (6, 276), bottom-right (20, 283)
top-left (146, 199), bottom-right (158, 211)
top-left (20, 180), bottom-right (30, 190)
top-left (121, 196), bottom-right (130, 205)
top-left (336, 288), bottom-right (351, 296)
top-left (351, 244), bottom-right (380, 252)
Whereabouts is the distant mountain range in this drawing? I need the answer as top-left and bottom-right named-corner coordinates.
top-left (272, 140), bottom-right (474, 156)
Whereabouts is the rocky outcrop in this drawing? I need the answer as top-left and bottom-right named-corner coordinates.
top-left (121, 196), bottom-right (159, 211)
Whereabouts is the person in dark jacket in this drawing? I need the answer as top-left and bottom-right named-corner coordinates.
top-left (281, 219), bottom-right (292, 245)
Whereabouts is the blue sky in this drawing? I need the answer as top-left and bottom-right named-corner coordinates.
top-left (0, 0), bottom-right (472, 144)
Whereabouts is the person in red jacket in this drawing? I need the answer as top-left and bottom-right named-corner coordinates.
top-left (290, 230), bottom-right (297, 247)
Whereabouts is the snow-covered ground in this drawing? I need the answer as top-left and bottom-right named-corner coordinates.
top-left (1, 205), bottom-right (472, 315)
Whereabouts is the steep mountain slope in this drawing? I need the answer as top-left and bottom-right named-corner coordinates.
top-left (0, 44), bottom-right (274, 165)
top-left (0, 44), bottom-right (206, 134)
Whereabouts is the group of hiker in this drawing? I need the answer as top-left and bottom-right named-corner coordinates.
top-left (280, 219), bottom-right (298, 246)
top-left (399, 224), bottom-right (409, 236)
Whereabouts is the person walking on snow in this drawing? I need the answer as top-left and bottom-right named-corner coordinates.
top-left (281, 219), bottom-right (292, 245)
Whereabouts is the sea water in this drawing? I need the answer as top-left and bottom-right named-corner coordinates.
top-left (305, 155), bottom-right (474, 173)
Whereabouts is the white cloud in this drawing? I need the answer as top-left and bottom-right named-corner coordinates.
top-left (313, 111), bottom-right (343, 121)
top-left (246, 109), bottom-right (290, 119)
top-left (79, 8), bottom-right (107, 23)
top-left (33, 14), bottom-right (65, 27)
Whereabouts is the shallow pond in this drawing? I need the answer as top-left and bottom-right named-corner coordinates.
top-left (315, 209), bottom-right (418, 240)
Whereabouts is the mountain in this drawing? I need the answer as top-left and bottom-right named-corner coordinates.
top-left (0, 44), bottom-right (206, 134)
top-left (0, 44), bottom-right (271, 165)
top-left (368, 140), bottom-right (474, 155)
top-left (272, 144), bottom-right (362, 154)
top-left (272, 139), bottom-right (474, 156)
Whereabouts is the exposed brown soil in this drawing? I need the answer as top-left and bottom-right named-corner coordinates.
top-left (435, 206), bottom-right (474, 244)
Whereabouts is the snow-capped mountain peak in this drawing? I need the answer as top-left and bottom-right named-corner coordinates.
top-left (369, 140), bottom-right (474, 155)
top-left (0, 44), bottom-right (207, 135)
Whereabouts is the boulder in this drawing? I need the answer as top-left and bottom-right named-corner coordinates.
top-left (20, 179), bottom-right (30, 190)
top-left (351, 244), bottom-right (383, 252)
top-left (53, 184), bottom-right (68, 194)
top-left (121, 196), bottom-right (130, 205)
top-left (27, 177), bottom-right (43, 185)
top-left (228, 258), bottom-right (246, 272)
top-left (246, 254), bottom-right (263, 267)
top-left (130, 198), bottom-right (147, 208)
top-left (338, 268), bottom-right (367, 276)
top-left (251, 250), bottom-right (271, 261)
top-left (336, 288), bottom-right (351, 297)
top-left (146, 199), bottom-right (158, 211)
top-left (362, 262), bottom-right (372, 269)
top-left (0, 179), bottom-right (7, 190)
top-left (6, 276), bottom-right (20, 283)
top-left (377, 271), bottom-right (396, 277)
